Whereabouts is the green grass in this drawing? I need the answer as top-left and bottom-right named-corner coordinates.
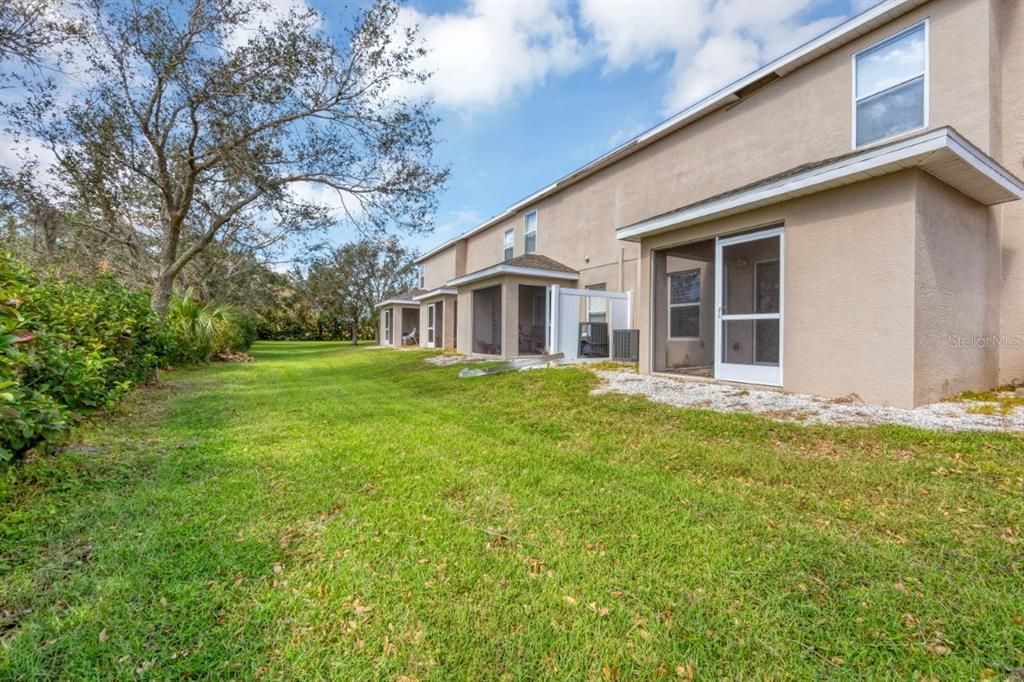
top-left (1, 341), bottom-right (1022, 679)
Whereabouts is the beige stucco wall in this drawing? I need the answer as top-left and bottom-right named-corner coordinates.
top-left (913, 172), bottom-right (1001, 403)
top-left (993, 0), bottom-right (1024, 384)
top-left (421, 250), bottom-right (458, 291)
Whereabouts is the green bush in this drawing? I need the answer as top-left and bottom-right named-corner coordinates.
top-left (1, 255), bottom-right (264, 460)
top-left (162, 288), bottom-right (253, 364)
top-left (1, 253), bottom-right (162, 460)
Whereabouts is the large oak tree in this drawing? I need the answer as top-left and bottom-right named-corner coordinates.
top-left (8, 0), bottom-right (447, 313)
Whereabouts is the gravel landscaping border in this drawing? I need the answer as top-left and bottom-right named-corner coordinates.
top-left (591, 370), bottom-right (1024, 432)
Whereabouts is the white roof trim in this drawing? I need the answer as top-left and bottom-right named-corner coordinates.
top-left (415, 0), bottom-right (926, 263)
top-left (447, 264), bottom-right (579, 287)
top-left (373, 298), bottom-right (419, 309)
top-left (616, 127), bottom-right (1024, 242)
top-left (412, 287), bottom-right (458, 301)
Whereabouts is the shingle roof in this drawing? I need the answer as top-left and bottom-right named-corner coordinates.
top-left (398, 288), bottom-right (427, 300)
top-left (375, 288), bottom-right (427, 308)
top-left (499, 254), bottom-right (577, 273)
top-left (446, 253), bottom-right (579, 287)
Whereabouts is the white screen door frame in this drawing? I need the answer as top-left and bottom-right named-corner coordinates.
top-left (714, 226), bottom-right (784, 386)
top-left (426, 303), bottom-right (436, 348)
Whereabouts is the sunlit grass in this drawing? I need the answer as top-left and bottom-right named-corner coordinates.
top-left (1, 342), bottom-right (1022, 679)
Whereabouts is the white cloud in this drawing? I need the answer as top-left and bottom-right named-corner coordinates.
top-left (665, 33), bottom-right (761, 112)
top-left (578, 0), bottom-right (847, 115)
top-left (580, 0), bottom-right (709, 71)
top-left (394, 0), bottom-right (583, 110)
top-left (223, 0), bottom-right (318, 52)
top-left (288, 181), bottom-right (364, 221)
top-left (435, 208), bottom-right (482, 237)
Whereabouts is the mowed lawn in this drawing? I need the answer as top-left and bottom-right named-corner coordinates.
top-left (1, 342), bottom-right (1022, 679)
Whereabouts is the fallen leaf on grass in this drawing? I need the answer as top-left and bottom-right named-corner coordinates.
top-left (272, 563), bottom-right (283, 575)
top-left (562, 595), bottom-right (577, 606)
top-left (587, 602), bottom-right (610, 617)
top-left (675, 662), bottom-right (695, 680)
top-left (925, 642), bottom-right (951, 656)
top-left (98, 629), bottom-right (108, 643)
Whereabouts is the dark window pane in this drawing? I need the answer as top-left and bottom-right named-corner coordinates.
top-left (670, 306), bottom-right (699, 338)
top-left (755, 319), bottom-right (780, 364)
top-left (669, 271), bottom-right (700, 305)
top-left (504, 246), bottom-right (513, 260)
top-left (856, 77), bottom-right (924, 146)
top-left (525, 232), bottom-right (536, 254)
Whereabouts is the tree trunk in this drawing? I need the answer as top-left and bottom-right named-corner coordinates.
top-left (151, 272), bottom-right (175, 317)
top-left (351, 320), bottom-right (358, 345)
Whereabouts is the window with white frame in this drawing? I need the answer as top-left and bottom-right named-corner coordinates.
top-left (586, 283), bottom-right (607, 323)
top-left (503, 229), bottom-right (514, 260)
top-left (524, 211), bottom-right (537, 254)
top-left (668, 270), bottom-right (700, 339)
top-left (853, 22), bottom-right (927, 148)
top-left (416, 264), bottom-right (425, 288)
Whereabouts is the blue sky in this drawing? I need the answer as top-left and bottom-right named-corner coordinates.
top-left (318, 0), bottom-right (880, 257)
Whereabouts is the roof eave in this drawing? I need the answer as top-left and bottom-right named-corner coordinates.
top-left (374, 299), bottom-right (419, 309)
top-left (447, 265), bottom-right (579, 288)
top-left (615, 128), bottom-right (1024, 242)
top-left (412, 287), bottom-right (459, 301)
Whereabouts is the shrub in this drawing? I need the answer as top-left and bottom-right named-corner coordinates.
top-left (1, 255), bottom-right (264, 460)
top-left (1, 253), bottom-right (162, 460)
top-left (163, 288), bottom-right (253, 364)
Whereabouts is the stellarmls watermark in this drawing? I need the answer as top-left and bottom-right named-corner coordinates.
top-left (947, 334), bottom-right (1024, 349)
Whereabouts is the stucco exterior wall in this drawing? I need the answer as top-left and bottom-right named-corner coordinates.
top-left (993, 0), bottom-right (1024, 384)
top-left (421, 250), bottom-right (458, 291)
top-left (913, 172), bottom-right (1001, 403)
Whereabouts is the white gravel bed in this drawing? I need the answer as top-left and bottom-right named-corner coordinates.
top-left (425, 353), bottom-right (483, 366)
top-left (591, 370), bottom-right (1024, 432)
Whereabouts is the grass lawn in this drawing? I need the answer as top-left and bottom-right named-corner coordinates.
top-left (1, 341), bottom-right (1022, 679)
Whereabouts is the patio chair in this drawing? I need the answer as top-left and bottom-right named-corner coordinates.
top-left (402, 327), bottom-right (418, 345)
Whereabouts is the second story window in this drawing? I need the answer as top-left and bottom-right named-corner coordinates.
top-left (853, 21), bottom-right (926, 148)
top-left (503, 229), bottom-right (514, 260)
top-left (524, 211), bottom-right (537, 254)
top-left (416, 264), bottom-right (425, 289)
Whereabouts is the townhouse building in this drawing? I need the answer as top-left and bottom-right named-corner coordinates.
top-left (378, 0), bottom-right (1024, 408)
